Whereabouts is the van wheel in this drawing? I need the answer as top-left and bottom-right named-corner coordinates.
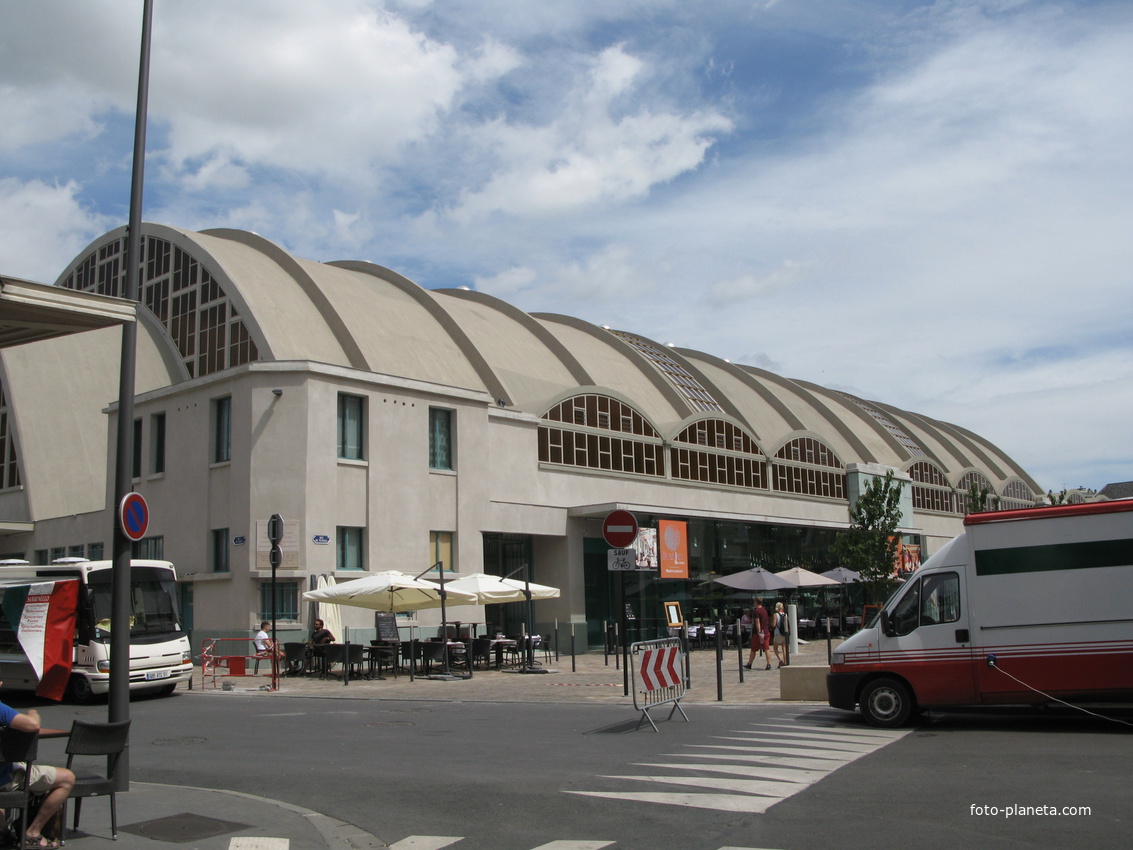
top-left (65, 674), bottom-right (95, 705)
top-left (860, 678), bottom-right (913, 728)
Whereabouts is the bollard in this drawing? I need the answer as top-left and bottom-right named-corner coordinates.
top-left (737, 624), bottom-right (745, 683)
top-left (570, 624), bottom-right (576, 673)
top-left (715, 619), bottom-right (724, 702)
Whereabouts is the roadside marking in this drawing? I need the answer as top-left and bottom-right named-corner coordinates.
top-left (388, 838), bottom-right (463, 850)
top-left (229, 840), bottom-right (288, 850)
top-left (567, 715), bottom-right (908, 813)
top-left (531, 842), bottom-right (616, 849)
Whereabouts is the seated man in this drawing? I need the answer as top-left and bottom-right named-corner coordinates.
top-left (0, 688), bottom-right (75, 848)
top-left (253, 621), bottom-right (284, 660)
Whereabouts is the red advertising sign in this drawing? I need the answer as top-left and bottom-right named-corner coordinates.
top-left (659, 519), bottom-right (689, 579)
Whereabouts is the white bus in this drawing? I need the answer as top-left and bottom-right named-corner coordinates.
top-left (0, 559), bottom-right (193, 702)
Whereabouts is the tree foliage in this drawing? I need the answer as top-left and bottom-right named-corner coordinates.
top-left (965, 483), bottom-right (1000, 513)
top-left (833, 470), bottom-right (906, 604)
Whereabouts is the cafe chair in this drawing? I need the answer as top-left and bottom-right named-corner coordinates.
top-left (470, 637), bottom-right (493, 670)
top-left (418, 641), bottom-right (445, 673)
top-left (63, 718), bottom-right (131, 841)
top-left (344, 643), bottom-right (367, 680)
top-left (283, 642), bottom-right (308, 676)
top-left (321, 644), bottom-right (345, 678)
top-left (0, 727), bottom-right (39, 849)
top-left (369, 641), bottom-right (399, 679)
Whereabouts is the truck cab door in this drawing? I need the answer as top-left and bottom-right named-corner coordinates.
top-left (880, 571), bottom-right (977, 706)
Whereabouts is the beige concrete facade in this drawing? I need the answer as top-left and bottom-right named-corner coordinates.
top-left (0, 224), bottom-right (1044, 646)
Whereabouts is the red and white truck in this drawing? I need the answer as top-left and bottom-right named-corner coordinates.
top-left (827, 500), bottom-right (1133, 727)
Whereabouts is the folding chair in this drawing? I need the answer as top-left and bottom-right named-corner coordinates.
top-left (0, 727), bottom-right (39, 850)
top-left (63, 719), bottom-right (131, 841)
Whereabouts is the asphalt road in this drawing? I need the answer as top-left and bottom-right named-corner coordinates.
top-left (20, 692), bottom-right (1133, 850)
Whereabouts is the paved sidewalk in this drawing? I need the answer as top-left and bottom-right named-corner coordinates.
top-left (192, 638), bottom-right (840, 705)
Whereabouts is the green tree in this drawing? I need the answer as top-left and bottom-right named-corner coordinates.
top-left (833, 470), bottom-right (906, 605)
top-left (965, 483), bottom-right (1000, 514)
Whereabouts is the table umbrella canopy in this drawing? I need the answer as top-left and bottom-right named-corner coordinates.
top-left (303, 570), bottom-right (479, 612)
top-left (711, 567), bottom-right (795, 592)
top-left (820, 567), bottom-right (862, 584)
top-left (444, 572), bottom-right (561, 604)
top-left (775, 567), bottom-right (841, 587)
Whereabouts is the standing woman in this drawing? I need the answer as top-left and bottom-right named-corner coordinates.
top-left (772, 602), bottom-right (789, 667)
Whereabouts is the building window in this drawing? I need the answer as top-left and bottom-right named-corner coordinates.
top-left (151, 412), bottom-right (166, 475)
top-left (212, 396), bottom-right (231, 463)
top-left (538, 394), bottom-right (665, 477)
top-left (131, 536), bottom-right (164, 560)
top-left (337, 394), bottom-right (365, 460)
top-left (88, 542), bottom-right (104, 560)
top-left (771, 437), bottom-right (846, 499)
top-left (68, 545), bottom-right (85, 559)
top-left (50, 546), bottom-right (65, 562)
top-left (259, 581), bottom-right (299, 621)
top-left (62, 235), bottom-right (259, 379)
top-left (909, 461), bottom-right (954, 513)
top-left (337, 526), bottom-right (365, 570)
top-left (211, 528), bottom-right (230, 573)
top-left (132, 418), bottom-right (143, 480)
top-left (35, 549), bottom-right (48, 564)
top-left (429, 531), bottom-right (453, 573)
top-left (429, 408), bottom-right (453, 470)
top-left (671, 419), bottom-right (766, 489)
top-left (0, 380), bottom-right (23, 491)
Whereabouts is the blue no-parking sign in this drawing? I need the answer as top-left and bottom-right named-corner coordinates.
top-left (119, 491), bottom-right (150, 541)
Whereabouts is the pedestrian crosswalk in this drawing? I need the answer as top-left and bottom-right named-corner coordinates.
top-left (565, 708), bottom-right (909, 813)
top-left (387, 842), bottom-right (777, 850)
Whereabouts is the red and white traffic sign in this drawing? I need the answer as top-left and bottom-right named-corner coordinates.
top-left (639, 645), bottom-right (682, 692)
top-left (603, 510), bottom-right (638, 548)
top-left (119, 491), bottom-right (150, 542)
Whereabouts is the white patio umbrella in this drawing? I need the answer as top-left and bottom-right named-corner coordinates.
top-left (775, 567), bottom-right (841, 588)
top-left (303, 570), bottom-right (478, 613)
top-left (712, 567), bottom-right (794, 593)
top-left (445, 572), bottom-right (561, 604)
top-left (820, 567), bottom-right (861, 584)
top-left (316, 575), bottom-right (342, 641)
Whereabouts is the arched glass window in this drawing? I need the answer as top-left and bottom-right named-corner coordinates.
top-left (538, 395), bottom-right (664, 476)
top-left (771, 437), bottom-right (846, 499)
top-left (670, 419), bottom-right (766, 489)
top-left (0, 379), bottom-right (22, 490)
top-left (61, 235), bottom-right (259, 379)
top-left (1000, 479), bottom-right (1037, 511)
top-left (909, 461), bottom-right (954, 513)
top-left (957, 470), bottom-right (996, 513)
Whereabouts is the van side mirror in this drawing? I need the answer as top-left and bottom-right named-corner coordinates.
top-left (880, 610), bottom-right (895, 637)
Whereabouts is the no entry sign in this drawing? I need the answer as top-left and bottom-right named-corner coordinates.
top-left (603, 510), bottom-right (638, 548)
top-left (119, 491), bottom-right (150, 542)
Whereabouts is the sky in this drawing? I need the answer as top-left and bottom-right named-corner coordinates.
top-left (1, 0), bottom-right (1131, 494)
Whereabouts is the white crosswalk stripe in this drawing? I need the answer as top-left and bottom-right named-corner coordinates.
top-left (388, 841), bottom-right (773, 850)
top-left (566, 711), bottom-right (908, 813)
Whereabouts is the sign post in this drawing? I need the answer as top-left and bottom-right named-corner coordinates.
top-left (267, 514), bottom-right (284, 690)
top-left (603, 510), bottom-right (638, 696)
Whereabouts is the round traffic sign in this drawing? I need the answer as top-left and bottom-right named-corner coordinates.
top-left (119, 491), bottom-right (150, 542)
top-left (603, 510), bottom-right (639, 548)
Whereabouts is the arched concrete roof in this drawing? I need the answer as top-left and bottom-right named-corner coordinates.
top-left (52, 224), bottom-right (1039, 495)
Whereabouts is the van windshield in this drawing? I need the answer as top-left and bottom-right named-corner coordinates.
top-left (88, 568), bottom-right (184, 639)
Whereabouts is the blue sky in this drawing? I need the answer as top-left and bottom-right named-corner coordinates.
top-left (2, 0), bottom-right (1131, 493)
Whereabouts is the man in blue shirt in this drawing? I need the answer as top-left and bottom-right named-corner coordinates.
top-left (0, 688), bottom-right (75, 848)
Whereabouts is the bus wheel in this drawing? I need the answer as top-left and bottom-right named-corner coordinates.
top-left (66, 674), bottom-right (95, 705)
top-left (860, 678), bottom-right (913, 728)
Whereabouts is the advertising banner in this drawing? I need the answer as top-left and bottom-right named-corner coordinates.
top-left (659, 520), bottom-right (689, 579)
top-left (0, 579), bottom-right (79, 701)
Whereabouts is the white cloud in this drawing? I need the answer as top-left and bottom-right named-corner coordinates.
top-left (448, 44), bottom-right (732, 220)
top-left (0, 179), bottom-right (108, 282)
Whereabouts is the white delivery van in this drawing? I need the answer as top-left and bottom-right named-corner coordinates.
top-left (0, 559), bottom-right (193, 702)
top-left (827, 500), bottom-right (1133, 727)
